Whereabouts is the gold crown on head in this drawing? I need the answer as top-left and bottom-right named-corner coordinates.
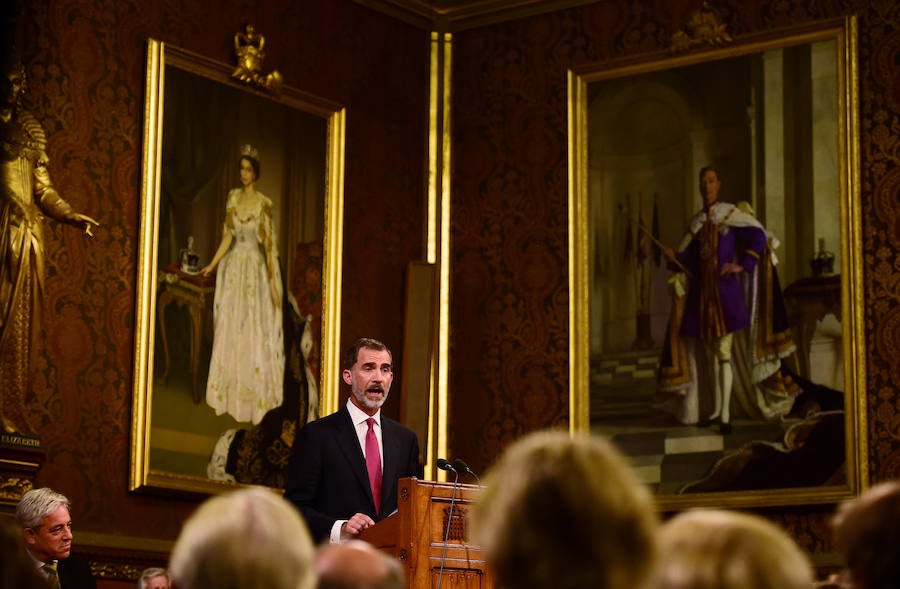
top-left (239, 144), bottom-right (259, 160)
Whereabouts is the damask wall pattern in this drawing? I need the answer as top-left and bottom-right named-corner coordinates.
top-left (448, 0), bottom-right (896, 554)
top-left (10, 0), bottom-right (900, 561)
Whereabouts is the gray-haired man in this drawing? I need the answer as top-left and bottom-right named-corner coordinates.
top-left (16, 488), bottom-right (96, 589)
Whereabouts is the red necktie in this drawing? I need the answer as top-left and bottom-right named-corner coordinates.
top-left (366, 417), bottom-right (382, 514)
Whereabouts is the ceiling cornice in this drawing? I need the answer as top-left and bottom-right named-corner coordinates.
top-left (353, 0), bottom-right (599, 32)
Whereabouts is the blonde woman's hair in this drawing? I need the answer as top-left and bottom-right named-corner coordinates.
top-left (472, 430), bottom-right (658, 589)
top-left (656, 509), bottom-right (814, 589)
top-left (169, 487), bottom-right (315, 589)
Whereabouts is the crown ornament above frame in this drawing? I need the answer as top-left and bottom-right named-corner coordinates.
top-left (669, 2), bottom-right (733, 53)
top-left (232, 24), bottom-right (283, 93)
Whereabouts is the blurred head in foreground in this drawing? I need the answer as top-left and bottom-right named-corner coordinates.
top-left (655, 509), bottom-right (814, 589)
top-left (831, 480), bottom-right (900, 589)
top-left (169, 486), bottom-right (315, 589)
top-left (314, 539), bottom-right (404, 589)
top-left (473, 430), bottom-right (659, 589)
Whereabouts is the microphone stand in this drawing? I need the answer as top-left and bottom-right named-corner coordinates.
top-left (436, 464), bottom-right (459, 589)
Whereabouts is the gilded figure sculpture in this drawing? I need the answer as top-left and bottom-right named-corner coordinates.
top-left (0, 63), bottom-right (99, 434)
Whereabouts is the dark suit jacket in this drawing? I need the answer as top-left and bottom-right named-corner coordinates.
top-left (284, 405), bottom-right (421, 542)
top-left (57, 556), bottom-right (97, 589)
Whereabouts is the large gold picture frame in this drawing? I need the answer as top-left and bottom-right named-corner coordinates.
top-left (568, 16), bottom-right (865, 509)
top-left (130, 38), bottom-right (345, 494)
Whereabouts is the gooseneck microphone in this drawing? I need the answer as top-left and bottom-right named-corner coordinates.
top-left (437, 458), bottom-right (457, 474)
top-left (452, 458), bottom-right (480, 484)
top-left (435, 457), bottom-right (459, 589)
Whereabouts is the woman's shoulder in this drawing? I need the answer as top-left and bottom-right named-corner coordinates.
top-left (226, 188), bottom-right (242, 205)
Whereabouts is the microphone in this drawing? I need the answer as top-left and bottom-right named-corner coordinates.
top-left (452, 458), bottom-right (480, 483)
top-left (437, 458), bottom-right (457, 474)
top-left (436, 458), bottom-right (460, 589)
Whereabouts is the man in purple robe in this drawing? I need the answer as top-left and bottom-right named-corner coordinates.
top-left (660, 166), bottom-right (796, 433)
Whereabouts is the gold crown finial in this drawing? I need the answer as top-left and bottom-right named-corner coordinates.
top-left (239, 144), bottom-right (259, 160)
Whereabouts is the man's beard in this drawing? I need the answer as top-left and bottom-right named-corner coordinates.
top-left (356, 386), bottom-right (387, 409)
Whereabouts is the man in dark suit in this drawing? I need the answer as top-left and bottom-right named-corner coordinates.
top-left (16, 487), bottom-right (97, 589)
top-left (285, 337), bottom-right (421, 543)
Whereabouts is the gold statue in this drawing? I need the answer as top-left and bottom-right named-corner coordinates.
top-left (231, 25), bottom-right (283, 93)
top-left (0, 63), bottom-right (99, 434)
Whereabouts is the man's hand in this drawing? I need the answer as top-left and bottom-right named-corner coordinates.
top-left (340, 513), bottom-right (376, 539)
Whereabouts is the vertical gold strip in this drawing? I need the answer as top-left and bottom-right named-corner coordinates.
top-left (567, 70), bottom-right (590, 434)
top-left (839, 15), bottom-right (866, 495)
top-left (425, 31), bottom-right (452, 480)
top-left (130, 39), bottom-right (164, 490)
top-left (425, 32), bottom-right (440, 479)
top-left (436, 31), bottom-right (452, 477)
top-left (427, 32), bottom-right (440, 265)
top-left (321, 108), bottom-right (347, 416)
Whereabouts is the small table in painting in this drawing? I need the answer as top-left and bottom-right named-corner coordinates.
top-left (157, 265), bottom-right (216, 403)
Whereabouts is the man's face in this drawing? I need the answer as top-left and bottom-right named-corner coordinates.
top-left (699, 169), bottom-right (720, 206)
top-left (144, 575), bottom-right (170, 589)
top-left (24, 505), bottom-right (73, 562)
top-left (343, 347), bottom-right (393, 416)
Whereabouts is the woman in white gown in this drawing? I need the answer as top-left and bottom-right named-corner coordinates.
top-left (200, 145), bottom-right (284, 424)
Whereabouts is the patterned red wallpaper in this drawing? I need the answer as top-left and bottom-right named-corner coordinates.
top-left (10, 0), bottom-right (900, 564)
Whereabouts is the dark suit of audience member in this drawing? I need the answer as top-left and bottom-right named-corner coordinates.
top-left (15, 487), bottom-right (97, 589)
top-left (285, 338), bottom-right (421, 543)
top-left (57, 558), bottom-right (97, 589)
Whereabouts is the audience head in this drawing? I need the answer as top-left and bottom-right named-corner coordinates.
top-left (169, 486), bottom-right (315, 589)
top-left (655, 509), bottom-right (814, 589)
top-left (831, 480), bottom-right (900, 589)
top-left (313, 540), bottom-right (404, 589)
top-left (0, 518), bottom-right (46, 589)
top-left (138, 567), bottom-right (171, 589)
top-left (472, 430), bottom-right (658, 589)
top-left (15, 487), bottom-right (74, 562)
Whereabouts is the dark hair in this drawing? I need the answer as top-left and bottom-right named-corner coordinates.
top-left (240, 155), bottom-right (260, 180)
top-left (832, 481), bottom-right (900, 589)
top-left (698, 165), bottom-right (719, 180)
top-left (343, 338), bottom-right (391, 370)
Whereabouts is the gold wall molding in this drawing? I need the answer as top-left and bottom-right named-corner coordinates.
top-left (354, 0), bottom-right (600, 32)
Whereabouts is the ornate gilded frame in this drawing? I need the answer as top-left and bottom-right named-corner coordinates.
top-left (130, 38), bottom-right (345, 494)
top-left (568, 16), bottom-right (865, 509)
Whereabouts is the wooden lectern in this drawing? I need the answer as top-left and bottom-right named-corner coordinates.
top-left (360, 477), bottom-right (493, 589)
